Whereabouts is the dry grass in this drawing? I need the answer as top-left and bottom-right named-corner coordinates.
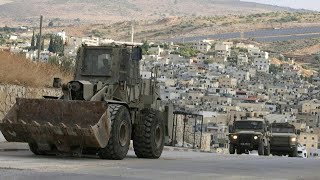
top-left (0, 52), bottom-right (73, 87)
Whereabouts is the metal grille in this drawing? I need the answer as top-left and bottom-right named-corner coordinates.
top-left (239, 134), bottom-right (252, 144)
top-left (271, 137), bottom-right (289, 145)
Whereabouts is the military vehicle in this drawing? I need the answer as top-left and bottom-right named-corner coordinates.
top-left (228, 118), bottom-right (270, 156)
top-left (0, 44), bottom-right (172, 160)
top-left (270, 122), bottom-right (299, 157)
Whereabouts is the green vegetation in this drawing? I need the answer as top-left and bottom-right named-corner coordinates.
top-left (0, 38), bottom-right (5, 45)
top-left (141, 41), bottom-right (149, 55)
top-left (48, 56), bottom-right (75, 72)
top-left (179, 45), bottom-right (198, 58)
top-left (269, 64), bottom-right (282, 74)
top-left (203, 59), bottom-right (214, 65)
top-left (48, 35), bottom-right (64, 56)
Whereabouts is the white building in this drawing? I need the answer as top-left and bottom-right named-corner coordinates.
top-left (232, 71), bottom-right (250, 82)
top-left (56, 30), bottom-right (67, 44)
top-left (237, 53), bottom-right (249, 66)
top-left (167, 54), bottom-right (190, 65)
top-left (253, 58), bottom-right (270, 72)
top-left (192, 41), bottom-right (212, 53)
top-left (251, 51), bottom-right (269, 60)
top-left (148, 46), bottom-right (164, 56)
top-left (215, 42), bottom-right (231, 57)
top-left (82, 37), bottom-right (100, 46)
top-left (141, 71), bottom-right (152, 79)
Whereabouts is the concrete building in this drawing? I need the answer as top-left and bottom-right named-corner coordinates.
top-left (218, 75), bottom-right (237, 88)
top-left (237, 53), bottom-right (249, 66)
top-left (251, 51), bottom-right (269, 59)
top-left (253, 58), bottom-right (270, 73)
top-left (232, 70), bottom-right (250, 82)
top-left (192, 41), bottom-right (212, 53)
top-left (302, 100), bottom-right (320, 114)
top-left (298, 132), bottom-right (318, 153)
top-left (215, 42), bottom-right (231, 57)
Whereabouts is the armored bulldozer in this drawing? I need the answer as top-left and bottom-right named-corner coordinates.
top-left (0, 44), bottom-right (172, 160)
top-left (228, 118), bottom-right (271, 156)
top-left (270, 122), bottom-right (299, 157)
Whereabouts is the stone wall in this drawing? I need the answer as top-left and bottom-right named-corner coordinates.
top-left (0, 84), bottom-right (62, 142)
top-left (0, 85), bottom-right (62, 119)
top-left (172, 115), bottom-right (211, 152)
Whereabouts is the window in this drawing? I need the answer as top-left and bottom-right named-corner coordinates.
top-left (312, 137), bottom-right (315, 140)
top-left (312, 145), bottom-right (314, 147)
top-left (82, 49), bottom-right (112, 76)
top-left (304, 137), bottom-right (307, 140)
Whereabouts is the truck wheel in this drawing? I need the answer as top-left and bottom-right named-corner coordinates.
top-left (99, 105), bottom-right (131, 160)
top-left (258, 141), bottom-right (264, 156)
top-left (264, 144), bottom-right (270, 156)
top-left (289, 147), bottom-right (298, 157)
top-left (229, 144), bottom-right (235, 154)
top-left (28, 143), bottom-right (45, 155)
top-left (236, 147), bottom-right (243, 155)
top-left (133, 109), bottom-right (164, 159)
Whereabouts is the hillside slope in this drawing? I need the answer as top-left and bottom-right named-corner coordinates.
top-left (0, 0), bottom-right (300, 25)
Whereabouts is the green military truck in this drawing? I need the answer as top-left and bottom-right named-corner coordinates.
top-left (229, 118), bottom-right (271, 156)
top-left (270, 122), bottom-right (299, 157)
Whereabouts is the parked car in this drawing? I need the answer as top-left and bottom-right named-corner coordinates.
top-left (297, 143), bottom-right (308, 158)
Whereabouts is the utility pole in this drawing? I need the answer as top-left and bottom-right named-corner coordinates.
top-left (37, 15), bottom-right (43, 61)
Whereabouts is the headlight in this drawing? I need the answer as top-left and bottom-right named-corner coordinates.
top-left (291, 137), bottom-right (296, 142)
top-left (233, 135), bottom-right (238, 140)
top-left (254, 136), bottom-right (258, 140)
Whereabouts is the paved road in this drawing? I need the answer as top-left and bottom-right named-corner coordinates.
top-left (0, 150), bottom-right (319, 180)
top-left (168, 26), bottom-right (320, 43)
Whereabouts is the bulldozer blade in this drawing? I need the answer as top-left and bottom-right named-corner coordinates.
top-left (0, 98), bottom-right (111, 152)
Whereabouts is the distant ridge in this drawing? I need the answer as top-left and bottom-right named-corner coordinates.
top-left (0, 0), bottom-right (305, 25)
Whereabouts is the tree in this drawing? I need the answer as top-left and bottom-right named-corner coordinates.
top-left (141, 41), bottom-right (149, 55)
top-left (41, 39), bottom-right (44, 51)
top-left (48, 21), bottom-right (54, 27)
top-left (179, 46), bottom-right (197, 58)
top-left (48, 36), bottom-right (54, 52)
top-left (203, 59), bottom-right (214, 65)
top-left (35, 34), bottom-right (40, 49)
top-left (31, 30), bottom-right (35, 49)
top-left (0, 38), bottom-right (5, 45)
top-left (48, 35), bottom-right (64, 56)
top-left (269, 64), bottom-right (281, 74)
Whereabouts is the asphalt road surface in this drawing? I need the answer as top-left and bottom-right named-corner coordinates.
top-left (0, 150), bottom-right (319, 180)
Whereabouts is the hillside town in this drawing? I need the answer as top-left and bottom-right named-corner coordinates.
top-left (1, 27), bottom-right (320, 158)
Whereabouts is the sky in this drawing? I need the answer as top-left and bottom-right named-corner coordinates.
top-left (243, 0), bottom-right (320, 11)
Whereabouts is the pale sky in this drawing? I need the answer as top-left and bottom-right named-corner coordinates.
top-left (243, 0), bottom-right (320, 11)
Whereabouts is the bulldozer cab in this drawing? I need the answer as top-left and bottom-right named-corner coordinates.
top-left (74, 45), bottom-right (142, 85)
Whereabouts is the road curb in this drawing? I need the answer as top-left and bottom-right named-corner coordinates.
top-left (129, 145), bottom-right (210, 153)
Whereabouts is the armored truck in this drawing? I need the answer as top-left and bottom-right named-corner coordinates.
top-left (270, 122), bottom-right (299, 157)
top-left (229, 118), bottom-right (270, 156)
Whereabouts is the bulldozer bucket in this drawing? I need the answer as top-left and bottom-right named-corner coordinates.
top-left (0, 98), bottom-right (111, 152)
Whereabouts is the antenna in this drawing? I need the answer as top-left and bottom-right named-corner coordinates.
top-left (131, 23), bottom-right (134, 43)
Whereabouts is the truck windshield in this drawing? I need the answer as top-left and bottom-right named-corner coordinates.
top-left (82, 49), bottom-right (112, 76)
top-left (235, 121), bottom-right (263, 130)
top-left (271, 127), bottom-right (294, 133)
